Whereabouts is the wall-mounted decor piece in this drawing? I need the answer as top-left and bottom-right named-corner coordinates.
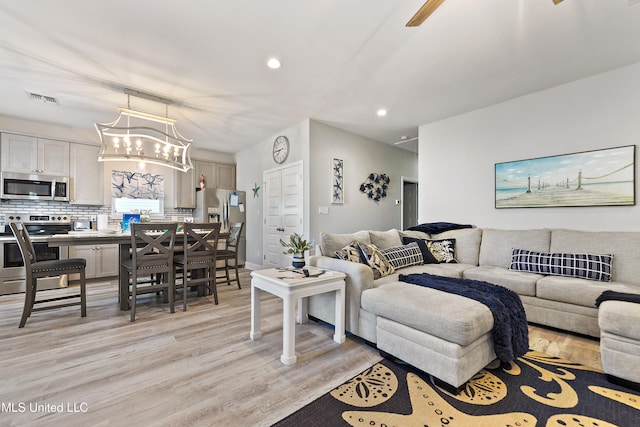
top-left (495, 145), bottom-right (635, 208)
top-left (360, 173), bottom-right (390, 202)
top-left (111, 170), bottom-right (165, 199)
top-left (252, 182), bottom-right (261, 198)
top-left (332, 157), bottom-right (344, 204)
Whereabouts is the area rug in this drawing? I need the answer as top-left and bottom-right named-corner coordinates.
top-left (273, 350), bottom-right (640, 426)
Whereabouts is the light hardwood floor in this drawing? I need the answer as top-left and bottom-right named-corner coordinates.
top-left (0, 270), bottom-right (601, 426)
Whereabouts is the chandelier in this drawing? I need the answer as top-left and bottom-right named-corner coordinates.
top-left (95, 89), bottom-right (193, 172)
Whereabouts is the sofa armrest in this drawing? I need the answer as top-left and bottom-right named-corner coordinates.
top-left (308, 255), bottom-right (375, 336)
top-left (309, 256), bottom-right (375, 292)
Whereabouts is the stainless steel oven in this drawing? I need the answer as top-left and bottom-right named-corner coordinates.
top-left (0, 214), bottom-right (71, 295)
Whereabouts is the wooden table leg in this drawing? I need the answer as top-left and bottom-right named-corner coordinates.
top-left (119, 243), bottom-right (131, 311)
top-left (281, 294), bottom-right (297, 365)
top-left (250, 285), bottom-right (262, 340)
top-left (333, 285), bottom-right (346, 344)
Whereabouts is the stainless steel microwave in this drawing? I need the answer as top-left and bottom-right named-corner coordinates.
top-left (0, 172), bottom-right (69, 201)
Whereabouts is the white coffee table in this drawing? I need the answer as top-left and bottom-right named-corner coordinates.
top-left (250, 267), bottom-right (346, 365)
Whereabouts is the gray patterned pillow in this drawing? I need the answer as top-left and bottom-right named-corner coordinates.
top-left (379, 242), bottom-right (424, 269)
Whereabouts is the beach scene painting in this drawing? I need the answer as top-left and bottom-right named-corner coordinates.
top-left (495, 145), bottom-right (635, 208)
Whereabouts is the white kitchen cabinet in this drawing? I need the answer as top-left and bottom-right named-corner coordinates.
top-left (194, 160), bottom-right (236, 190)
top-left (69, 143), bottom-right (103, 205)
top-left (174, 167), bottom-right (196, 208)
top-left (1, 133), bottom-right (69, 176)
top-left (69, 244), bottom-right (118, 279)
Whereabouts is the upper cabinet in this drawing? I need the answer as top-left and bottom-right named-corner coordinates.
top-left (194, 160), bottom-right (236, 191)
top-left (69, 143), bottom-right (103, 205)
top-left (1, 133), bottom-right (69, 176)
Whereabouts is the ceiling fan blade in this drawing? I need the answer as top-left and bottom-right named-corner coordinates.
top-left (553, 0), bottom-right (564, 4)
top-left (406, 0), bottom-right (447, 27)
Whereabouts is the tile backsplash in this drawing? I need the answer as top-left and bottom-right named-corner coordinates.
top-left (0, 200), bottom-right (194, 226)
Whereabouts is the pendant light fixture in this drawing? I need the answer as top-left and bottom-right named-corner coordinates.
top-left (95, 88), bottom-right (193, 172)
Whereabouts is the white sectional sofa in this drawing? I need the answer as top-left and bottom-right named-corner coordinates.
top-left (308, 227), bottom-right (640, 389)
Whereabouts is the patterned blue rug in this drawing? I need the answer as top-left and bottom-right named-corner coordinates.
top-left (274, 350), bottom-right (640, 426)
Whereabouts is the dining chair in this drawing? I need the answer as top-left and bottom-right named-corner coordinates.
top-left (9, 222), bottom-right (87, 328)
top-left (174, 222), bottom-right (221, 311)
top-left (216, 222), bottom-right (244, 289)
top-left (122, 222), bottom-right (177, 322)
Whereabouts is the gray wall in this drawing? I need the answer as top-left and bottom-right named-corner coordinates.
top-left (235, 119), bottom-right (419, 268)
top-left (418, 61), bottom-right (640, 231)
top-left (308, 121), bottom-right (419, 242)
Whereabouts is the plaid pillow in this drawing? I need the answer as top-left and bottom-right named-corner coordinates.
top-left (510, 248), bottom-right (613, 282)
top-left (379, 242), bottom-right (424, 269)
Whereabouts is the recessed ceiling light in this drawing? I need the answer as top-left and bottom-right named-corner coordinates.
top-left (377, 109), bottom-right (388, 117)
top-left (267, 57), bottom-right (282, 69)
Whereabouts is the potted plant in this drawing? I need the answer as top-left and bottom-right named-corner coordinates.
top-left (280, 233), bottom-right (314, 268)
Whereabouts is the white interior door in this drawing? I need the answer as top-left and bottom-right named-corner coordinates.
top-left (263, 162), bottom-right (303, 268)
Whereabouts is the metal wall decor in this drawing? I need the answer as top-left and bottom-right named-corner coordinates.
top-left (360, 173), bottom-right (390, 202)
top-left (495, 145), bottom-right (635, 208)
top-left (332, 157), bottom-right (344, 204)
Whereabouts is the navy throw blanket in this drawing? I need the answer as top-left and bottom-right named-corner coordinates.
top-left (595, 290), bottom-right (640, 307)
top-left (406, 222), bottom-right (472, 235)
top-left (399, 273), bottom-right (529, 362)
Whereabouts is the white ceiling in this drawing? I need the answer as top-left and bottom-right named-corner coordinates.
top-left (1, 0), bottom-right (639, 154)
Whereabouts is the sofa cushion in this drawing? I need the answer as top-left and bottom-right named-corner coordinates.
top-left (320, 230), bottom-right (371, 256)
top-left (379, 242), bottom-right (423, 269)
top-left (436, 228), bottom-right (482, 265)
top-left (510, 248), bottom-right (613, 282)
top-left (361, 282), bottom-right (493, 347)
top-left (369, 229), bottom-right (403, 249)
top-left (479, 229), bottom-right (551, 268)
top-left (357, 243), bottom-right (395, 279)
top-left (536, 276), bottom-right (640, 308)
top-left (463, 266), bottom-right (541, 296)
top-left (550, 229), bottom-right (640, 286)
top-left (399, 230), bottom-right (431, 240)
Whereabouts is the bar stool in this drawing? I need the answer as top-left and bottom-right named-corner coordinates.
top-left (174, 222), bottom-right (221, 311)
top-left (216, 222), bottom-right (244, 289)
top-left (123, 222), bottom-right (177, 322)
top-left (10, 222), bottom-right (87, 328)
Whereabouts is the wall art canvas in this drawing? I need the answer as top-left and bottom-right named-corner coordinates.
top-left (332, 157), bottom-right (344, 204)
top-left (495, 145), bottom-right (635, 208)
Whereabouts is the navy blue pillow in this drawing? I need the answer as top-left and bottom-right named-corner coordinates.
top-left (402, 237), bottom-right (457, 264)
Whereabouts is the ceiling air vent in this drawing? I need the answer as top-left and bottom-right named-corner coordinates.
top-left (26, 91), bottom-right (59, 105)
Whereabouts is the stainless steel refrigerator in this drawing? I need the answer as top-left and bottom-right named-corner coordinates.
top-left (195, 188), bottom-right (246, 265)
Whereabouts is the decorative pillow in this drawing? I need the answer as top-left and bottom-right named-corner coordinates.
top-left (334, 241), bottom-right (364, 263)
top-left (510, 248), bottom-right (613, 282)
top-left (402, 237), bottom-right (458, 264)
top-left (357, 243), bottom-right (395, 279)
top-left (379, 242), bottom-right (424, 269)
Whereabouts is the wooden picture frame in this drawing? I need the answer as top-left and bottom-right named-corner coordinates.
top-left (495, 145), bottom-right (635, 208)
top-left (331, 157), bottom-right (344, 204)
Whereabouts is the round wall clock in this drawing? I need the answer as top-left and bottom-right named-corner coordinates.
top-left (272, 135), bottom-right (290, 164)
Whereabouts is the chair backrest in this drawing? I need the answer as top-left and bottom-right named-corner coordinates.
top-left (226, 222), bottom-right (244, 250)
top-left (183, 222), bottom-right (221, 261)
top-left (9, 222), bottom-right (37, 269)
top-left (130, 223), bottom-right (178, 271)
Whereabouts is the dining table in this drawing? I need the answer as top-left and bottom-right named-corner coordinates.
top-left (46, 229), bottom-right (229, 311)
